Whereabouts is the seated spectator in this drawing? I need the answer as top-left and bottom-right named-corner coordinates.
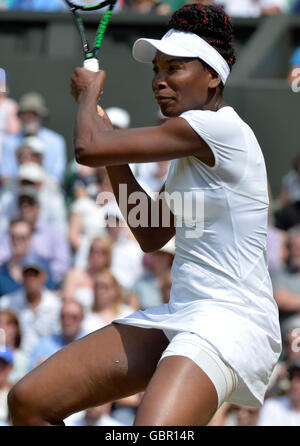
top-left (215, 0), bottom-right (287, 16)
top-left (132, 238), bottom-right (175, 309)
top-left (0, 161), bottom-right (68, 234)
top-left (267, 314), bottom-right (300, 397)
top-left (288, 45), bottom-right (300, 87)
top-left (258, 360), bottom-right (300, 425)
top-left (0, 218), bottom-right (55, 296)
top-left (160, 269), bottom-right (172, 304)
top-left (62, 236), bottom-right (112, 312)
top-left (291, 0), bottom-right (300, 12)
top-left (0, 311), bottom-right (29, 385)
top-left (127, 0), bottom-right (158, 13)
top-left (278, 153), bottom-right (300, 208)
top-left (272, 225), bottom-right (300, 323)
top-left (0, 1), bottom-right (13, 10)
top-left (64, 160), bottom-right (104, 209)
top-left (275, 200), bottom-right (300, 231)
top-left (83, 269), bottom-right (133, 333)
top-left (0, 255), bottom-right (61, 354)
top-left (68, 165), bottom-right (106, 254)
top-left (28, 300), bottom-right (86, 371)
top-left (0, 187), bottom-right (70, 287)
top-left (0, 90), bottom-right (21, 166)
top-left (103, 201), bottom-right (144, 290)
top-left (15, 136), bottom-right (44, 167)
top-left (111, 394), bottom-right (143, 426)
top-left (66, 403), bottom-right (124, 426)
top-left (0, 92), bottom-right (66, 184)
top-left (11, 0), bottom-right (66, 12)
top-left (0, 347), bottom-right (13, 425)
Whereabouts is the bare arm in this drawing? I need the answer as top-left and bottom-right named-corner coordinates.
top-left (70, 68), bottom-right (211, 251)
top-left (71, 69), bottom-right (213, 168)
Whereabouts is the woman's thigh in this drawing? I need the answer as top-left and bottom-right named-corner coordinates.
top-left (9, 323), bottom-right (169, 425)
top-left (134, 355), bottom-right (219, 426)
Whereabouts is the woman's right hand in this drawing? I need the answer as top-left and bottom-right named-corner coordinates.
top-left (71, 68), bottom-right (106, 103)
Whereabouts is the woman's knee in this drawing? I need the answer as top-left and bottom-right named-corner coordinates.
top-left (8, 378), bottom-right (58, 426)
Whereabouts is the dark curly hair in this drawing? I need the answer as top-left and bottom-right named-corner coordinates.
top-left (168, 3), bottom-right (236, 73)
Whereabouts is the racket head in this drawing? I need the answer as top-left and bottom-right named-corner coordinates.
top-left (65, 0), bottom-right (113, 10)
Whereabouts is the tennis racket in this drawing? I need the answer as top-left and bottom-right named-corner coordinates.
top-left (65, 0), bottom-right (117, 72)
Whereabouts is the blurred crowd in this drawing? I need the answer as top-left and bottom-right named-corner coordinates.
top-left (0, 0), bottom-right (300, 17)
top-left (1, 0), bottom-right (300, 427)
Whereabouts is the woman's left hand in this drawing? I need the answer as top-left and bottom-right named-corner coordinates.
top-left (70, 67), bottom-right (106, 102)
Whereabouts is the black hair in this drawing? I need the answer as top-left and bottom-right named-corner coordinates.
top-left (168, 3), bottom-right (236, 75)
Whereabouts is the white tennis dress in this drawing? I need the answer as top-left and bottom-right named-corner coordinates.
top-left (115, 106), bottom-right (282, 407)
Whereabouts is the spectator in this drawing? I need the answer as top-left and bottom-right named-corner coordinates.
top-left (267, 225), bottom-right (288, 277)
top-left (270, 315), bottom-right (300, 393)
top-left (0, 1), bottom-right (13, 9)
top-left (68, 165), bottom-right (106, 253)
top-left (83, 269), bottom-right (133, 333)
top-left (132, 238), bottom-right (175, 309)
top-left (0, 187), bottom-right (70, 287)
top-left (160, 269), bottom-right (172, 304)
top-left (258, 360), bottom-right (300, 425)
top-left (288, 45), bottom-right (300, 89)
top-left (127, 0), bottom-right (159, 13)
top-left (0, 219), bottom-right (32, 297)
top-left (28, 301), bottom-right (86, 371)
top-left (272, 225), bottom-right (300, 324)
top-left (66, 403), bottom-right (124, 426)
top-left (215, 0), bottom-right (287, 16)
top-left (15, 136), bottom-right (44, 167)
top-left (0, 162), bottom-right (68, 234)
top-left (16, 136), bottom-right (63, 195)
top-left (64, 160), bottom-right (103, 208)
top-left (235, 405), bottom-right (261, 426)
top-left (0, 90), bottom-right (21, 166)
top-left (11, 0), bottom-right (66, 12)
top-left (0, 92), bottom-right (66, 184)
top-left (0, 311), bottom-right (29, 385)
top-left (0, 347), bottom-right (13, 425)
top-left (0, 218), bottom-right (54, 296)
top-left (267, 192), bottom-right (289, 277)
top-left (291, 0), bottom-right (300, 12)
top-left (62, 236), bottom-right (112, 312)
top-left (278, 153), bottom-right (300, 208)
top-left (111, 394), bottom-right (143, 426)
top-left (0, 255), bottom-right (61, 354)
top-left (103, 201), bottom-right (144, 290)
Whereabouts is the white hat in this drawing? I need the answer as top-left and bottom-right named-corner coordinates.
top-left (19, 136), bottom-right (44, 154)
top-left (133, 29), bottom-right (230, 85)
top-left (105, 107), bottom-right (131, 129)
top-left (18, 163), bottom-right (45, 183)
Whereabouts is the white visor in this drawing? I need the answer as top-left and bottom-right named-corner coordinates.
top-left (133, 29), bottom-right (230, 85)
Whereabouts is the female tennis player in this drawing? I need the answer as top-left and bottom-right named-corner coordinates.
top-left (8, 4), bottom-right (281, 426)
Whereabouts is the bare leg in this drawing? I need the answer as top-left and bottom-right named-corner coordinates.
top-left (8, 323), bottom-right (169, 425)
top-left (134, 356), bottom-right (219, 426)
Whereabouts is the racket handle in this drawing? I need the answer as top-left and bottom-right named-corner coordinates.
top-left (84, 58), bottom-right (99, 72)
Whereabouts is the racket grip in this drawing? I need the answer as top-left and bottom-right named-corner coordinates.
top-left (84, 58), bottom-right (99, 72)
